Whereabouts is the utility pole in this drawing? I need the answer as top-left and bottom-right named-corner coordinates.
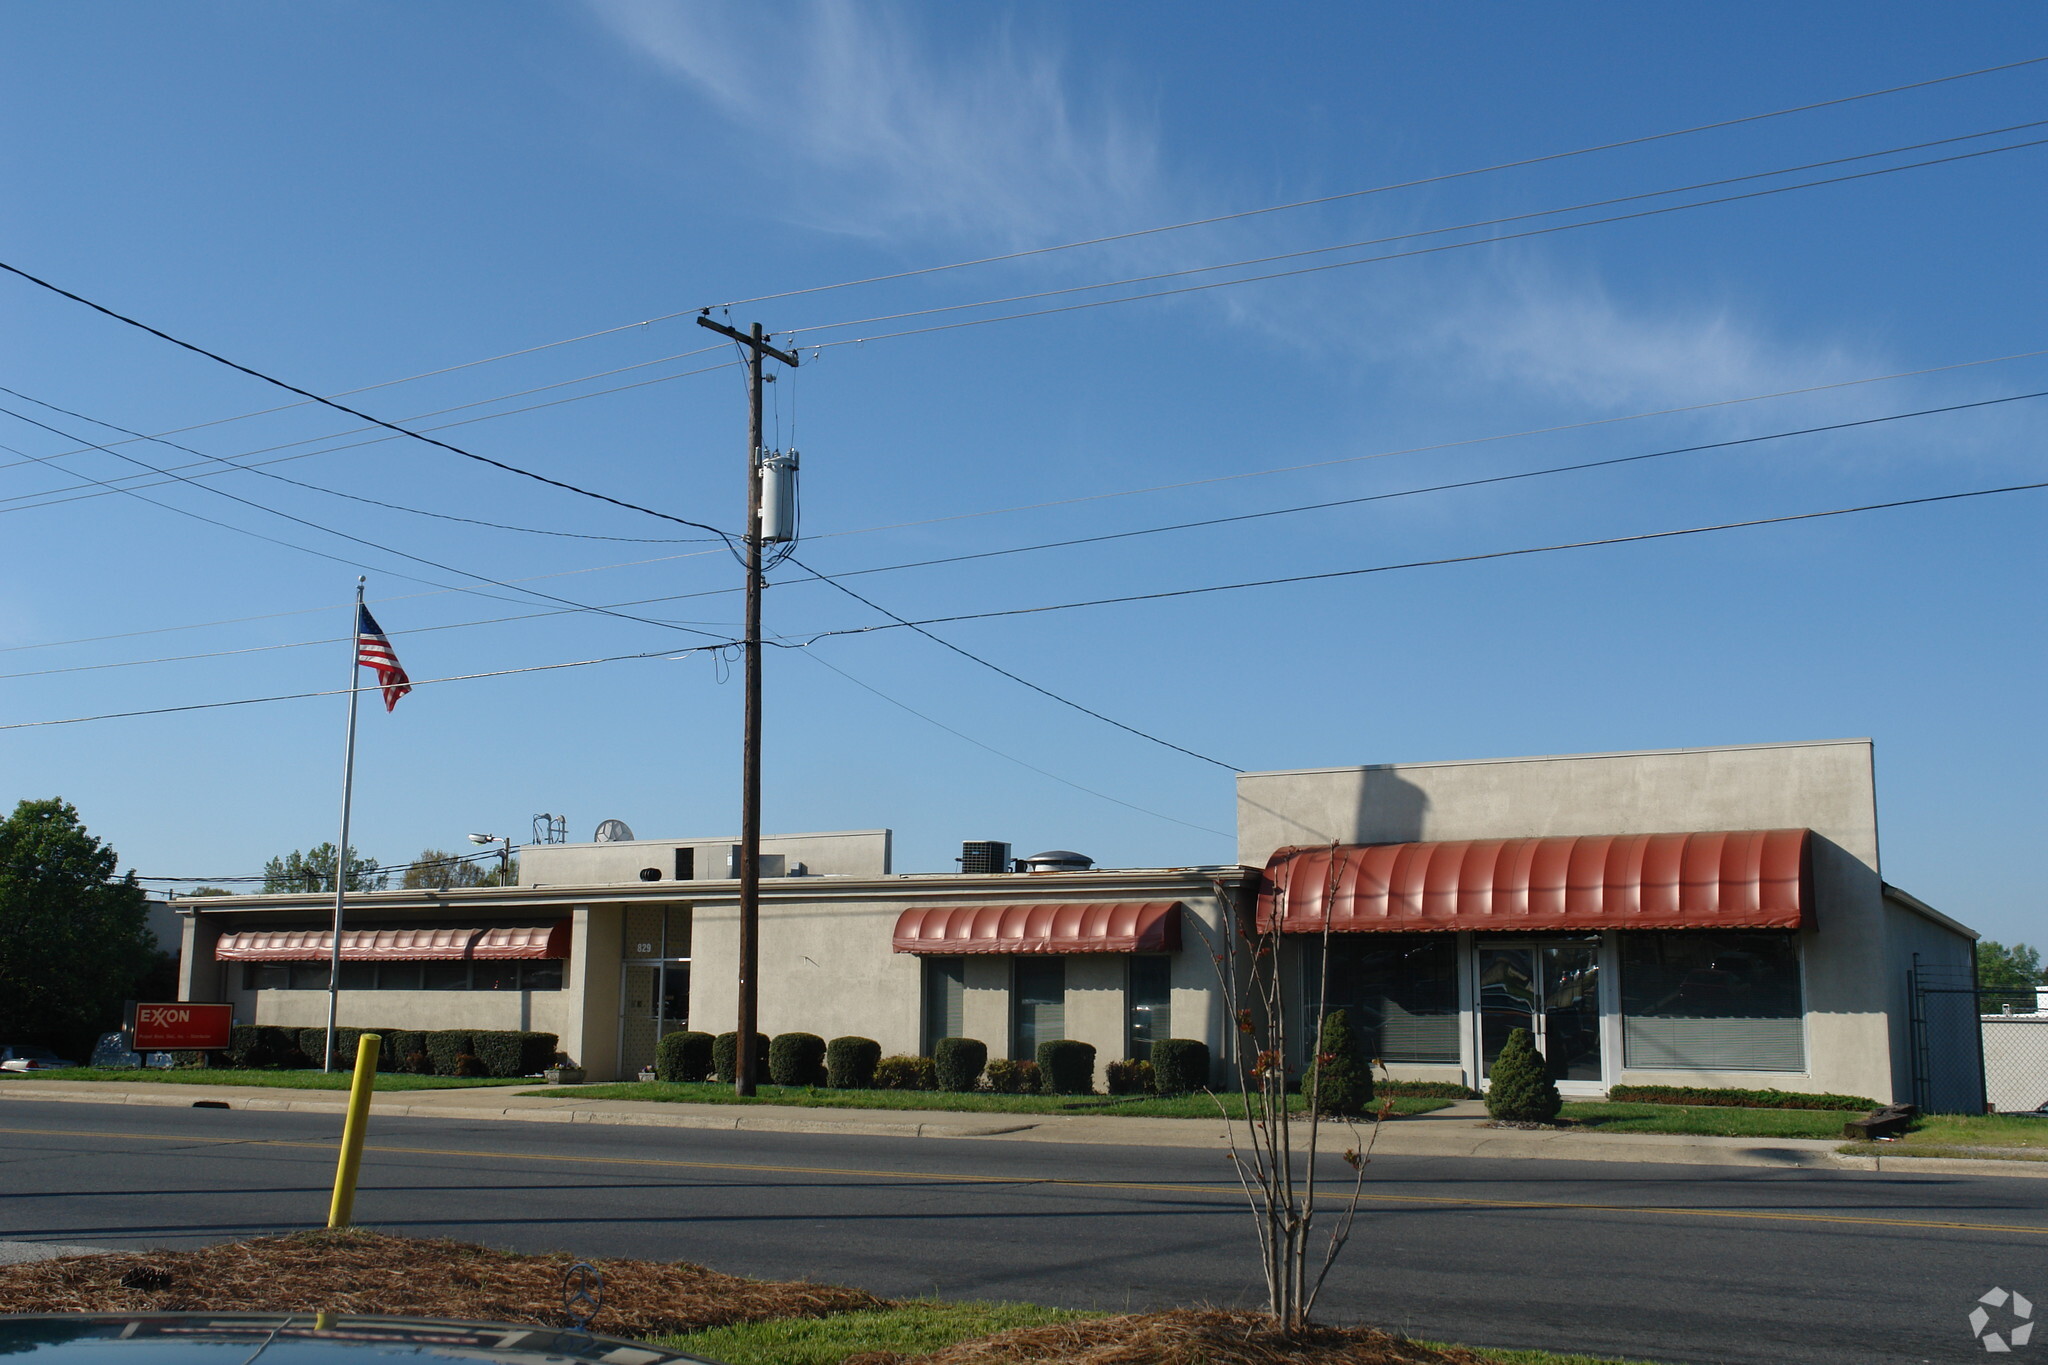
top-left (695, 314), bottom-right (799, 1097)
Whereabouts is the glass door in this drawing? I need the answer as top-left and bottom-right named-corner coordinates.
top-left (1478, 940), bottom-right (1604, 1089)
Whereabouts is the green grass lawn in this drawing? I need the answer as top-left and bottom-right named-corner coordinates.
top-left (6, 1067), bottom-right (534, 1091)
top-left (526, 1080), bottom-right (1451, 1119)
top-left (1837, 1112), bottom-right (2048, 1160)
top-left (1558, 1102), bottom-right (1850, 1139)
top-left (659, 1300), bottom-right (1657, 1365)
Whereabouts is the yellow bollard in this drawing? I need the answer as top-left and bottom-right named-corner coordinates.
top-left (327, 1033), bottom-right (381, 1228)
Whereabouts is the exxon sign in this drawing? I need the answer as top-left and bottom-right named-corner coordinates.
top-left (132, 1003), bottom-right (233, 1051)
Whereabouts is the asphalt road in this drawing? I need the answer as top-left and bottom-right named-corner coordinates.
top-left (0, 1098), bottom-right (2042, 1364)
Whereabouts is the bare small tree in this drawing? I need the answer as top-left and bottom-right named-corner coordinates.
top-left (1202, 851), bottom-right (1387, 1330)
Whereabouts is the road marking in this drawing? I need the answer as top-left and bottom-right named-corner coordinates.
top-left (2, 1122), bottom-right (2043, 1238)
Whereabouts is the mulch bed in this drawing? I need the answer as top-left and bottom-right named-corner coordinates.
top-left (844, 1309), bottom-right (1497, 1365)
top-left (0, 1229), bottom-right (884, 1339)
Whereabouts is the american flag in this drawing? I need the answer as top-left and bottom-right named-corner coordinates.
top-left (355, 605), bottom-right (411, 711)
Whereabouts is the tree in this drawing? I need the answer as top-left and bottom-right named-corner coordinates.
top-left (1978, 940), bottom-right (2044, 1011)
top-left (1304, 1008), bottom-right (1375, 1117)
top-left (181, 885), bottom-right (234, 898)
top-left (0, 798), bottom-right (158, 1055)
top-left (261, 843), bottom-right (385, 893)
top-left (1200, 858), bottom-right (1386, 1332)
top-left (1485, 1026), bottom-right (1563, 1123)
top-left (476, 855), bottom-right (520, 888)
top-left (401, 848), bottom-right (488, 890)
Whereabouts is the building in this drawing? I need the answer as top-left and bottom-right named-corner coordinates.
top-left (175, 737), bottom-right (1983, 1104)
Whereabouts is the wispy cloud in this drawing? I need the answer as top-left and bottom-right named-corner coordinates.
top-left (1412, 259), bottom-right (1867, 413)
top-left (585, 0), bottom-right (1166, 248)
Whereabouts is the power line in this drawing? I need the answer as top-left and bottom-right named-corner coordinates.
top-left (788, 120), bottom-right (2048, 342)
top-left (784, 553), bottom-right (1241, 772)
top-left (801, 651), bottom-right (1231, 838)
top-left (793, 477), bottom-right (2048, 644)
top-left (0, 383), bottom-right (714, 545)
top-left (784, 388), bottom-right (2048, 583)
top-left (4, 55), bottom-right (2033, 500)
top-left (806, 135), bottom-right (2048, 352)
top-left (17, 381), bottom-right (2036, 686)
top-left (0, 257), bottom-right (739, 544)
top-left (134, 843), bottom-right (508, 887)
top-left (14, 472), bottom-right (2048, 734)
top-left (0, 402), bottom-right (733, 642)
top-left (0, 356), bottom-right (737, 521)
top-left (0, 642), bottom-right (718, 733)
top-left (705, 55), bottom-right (2048, 312)
top-left (804, 348), bottom-right (2048, 543)
top-left (0, 344), bottom-right (730, 483)
top-left (8, 347), bottom-right (2039, 667)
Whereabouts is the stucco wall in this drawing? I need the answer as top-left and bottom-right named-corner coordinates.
top-left (234, 987), bottom-right (572, 1038)
top-left (689, 874), bottom-right (1240, 1088)
top-left (523, 830), bottom-right (891, 887)
top-left (1236, 740), bottom-right (1916, 1100)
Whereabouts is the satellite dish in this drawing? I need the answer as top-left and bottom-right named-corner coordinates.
top-left (593, 819), bottom-right (636, 843)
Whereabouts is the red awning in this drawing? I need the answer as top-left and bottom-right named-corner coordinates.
top-left (893, 902), bottom-right (1183, 955)
top-left (214, 921), bottom-right (571, 962)
top-left (1258, 830), bottom-right (1812, 933)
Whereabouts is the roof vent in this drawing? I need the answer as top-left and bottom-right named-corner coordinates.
top-left (593, 819), bottom-right (636, 843)
top-left (1019, 849), bottom-right (1093, 873)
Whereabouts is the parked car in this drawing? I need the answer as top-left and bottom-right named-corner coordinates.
top-left (0, 1044), bottom-right (78, 1072)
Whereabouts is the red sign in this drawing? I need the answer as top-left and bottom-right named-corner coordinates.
top-left (132, 1003), bottom-right (233, 1051)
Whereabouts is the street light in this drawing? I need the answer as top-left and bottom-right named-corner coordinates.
top-left (467, 832), bottom-right (512, 884)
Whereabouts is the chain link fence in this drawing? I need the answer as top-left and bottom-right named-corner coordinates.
top-left (1909, 963), bottom-right (1988, 1114)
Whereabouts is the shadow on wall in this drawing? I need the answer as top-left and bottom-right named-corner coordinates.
top-left (1237, 764), bottom-right (1432, 860)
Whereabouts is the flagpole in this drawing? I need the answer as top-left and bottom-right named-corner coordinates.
top-left (324, 576), bottom-right (366, 1074)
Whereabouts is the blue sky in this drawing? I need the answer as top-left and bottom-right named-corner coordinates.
top-left (1, 4), bottom-right (2043, 942)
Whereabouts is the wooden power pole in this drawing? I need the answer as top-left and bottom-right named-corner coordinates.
top-left (695, 314), bottom-right (799, 1097)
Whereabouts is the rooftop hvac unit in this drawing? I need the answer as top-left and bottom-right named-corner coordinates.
top-left (958, 841), bottom-right (1011, 875)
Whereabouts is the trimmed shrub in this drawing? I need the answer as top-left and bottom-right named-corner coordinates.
top-left (1036, 1039), bottom-right (1095, 1095)
top-left (826, 1036), bottom-right (881, 1089)
top-left (1105, 1058), bottom-right (1155, 1095)
top-left (297, 1027), bottom-right (369, 1070)
top-left (1607, 1085), bottom-right (1878, 1112)
top-left (225, 1025), bottom-right (307, 1070)
top-left (1485, 1027), bottom-right (1561, 1123)
top-left (712, 1031), bottom-right (771, 1084)
top-left (874, 1054), bottom-right (937, 1090)
top-left (1151, 1038), bottom-right (1210, 1095)
top-left (1377, 1080), bottom-right (1479, 1099)
top-left (386, 1029), bottom-right (432, 1075)
top-left (425, 1030), bottom-right (474, 1077)
top-left (1304, 1008), bottom-right (1375, 1117)
top-left (985, 1058), bottom-right (1026, 1094)
top-left (657, 1030), bottom-right (715, 1082)
top-left (933, 1038), bottom-right (988, 1093)
top-left (769, 1032), bottom-right (829, 1087)
top-left (454, 1051), bottom-right (487, 1078)
top-left (170, 1050), bottom-right (209, 1069)
top-left (471, 1030), bottom-right (557, 1078)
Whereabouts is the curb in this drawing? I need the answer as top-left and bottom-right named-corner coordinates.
top-left (0, 1086), bottom-right (1040, 1141)
top-left (8, 1084), bottom-right (2048, 1176)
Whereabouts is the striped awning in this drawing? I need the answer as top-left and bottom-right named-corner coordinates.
top-left (892, 902), bottom-right (1183, 955)
top-left (214, 921), bottom-right (570, 961)
top-left (1258, 830), bottom-right (1813, 933)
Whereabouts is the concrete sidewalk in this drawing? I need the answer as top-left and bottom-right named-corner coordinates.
top-left (5, 1078), bottom-right (2041, 1177)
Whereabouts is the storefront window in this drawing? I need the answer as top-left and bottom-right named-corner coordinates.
top-left (1127, 956), bottom-right (1171, 1060)
top-left (1620, 932), bottom-right (1804, 1072)
top-left (1012, 957), bottom-right (1065, 1060)
top-left (924, 957), bottom-right (965, 1049)
top-left (244, 960), bottom-right (566, 991)
top-left (1305, 935), bottom-right (1460, 1064)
